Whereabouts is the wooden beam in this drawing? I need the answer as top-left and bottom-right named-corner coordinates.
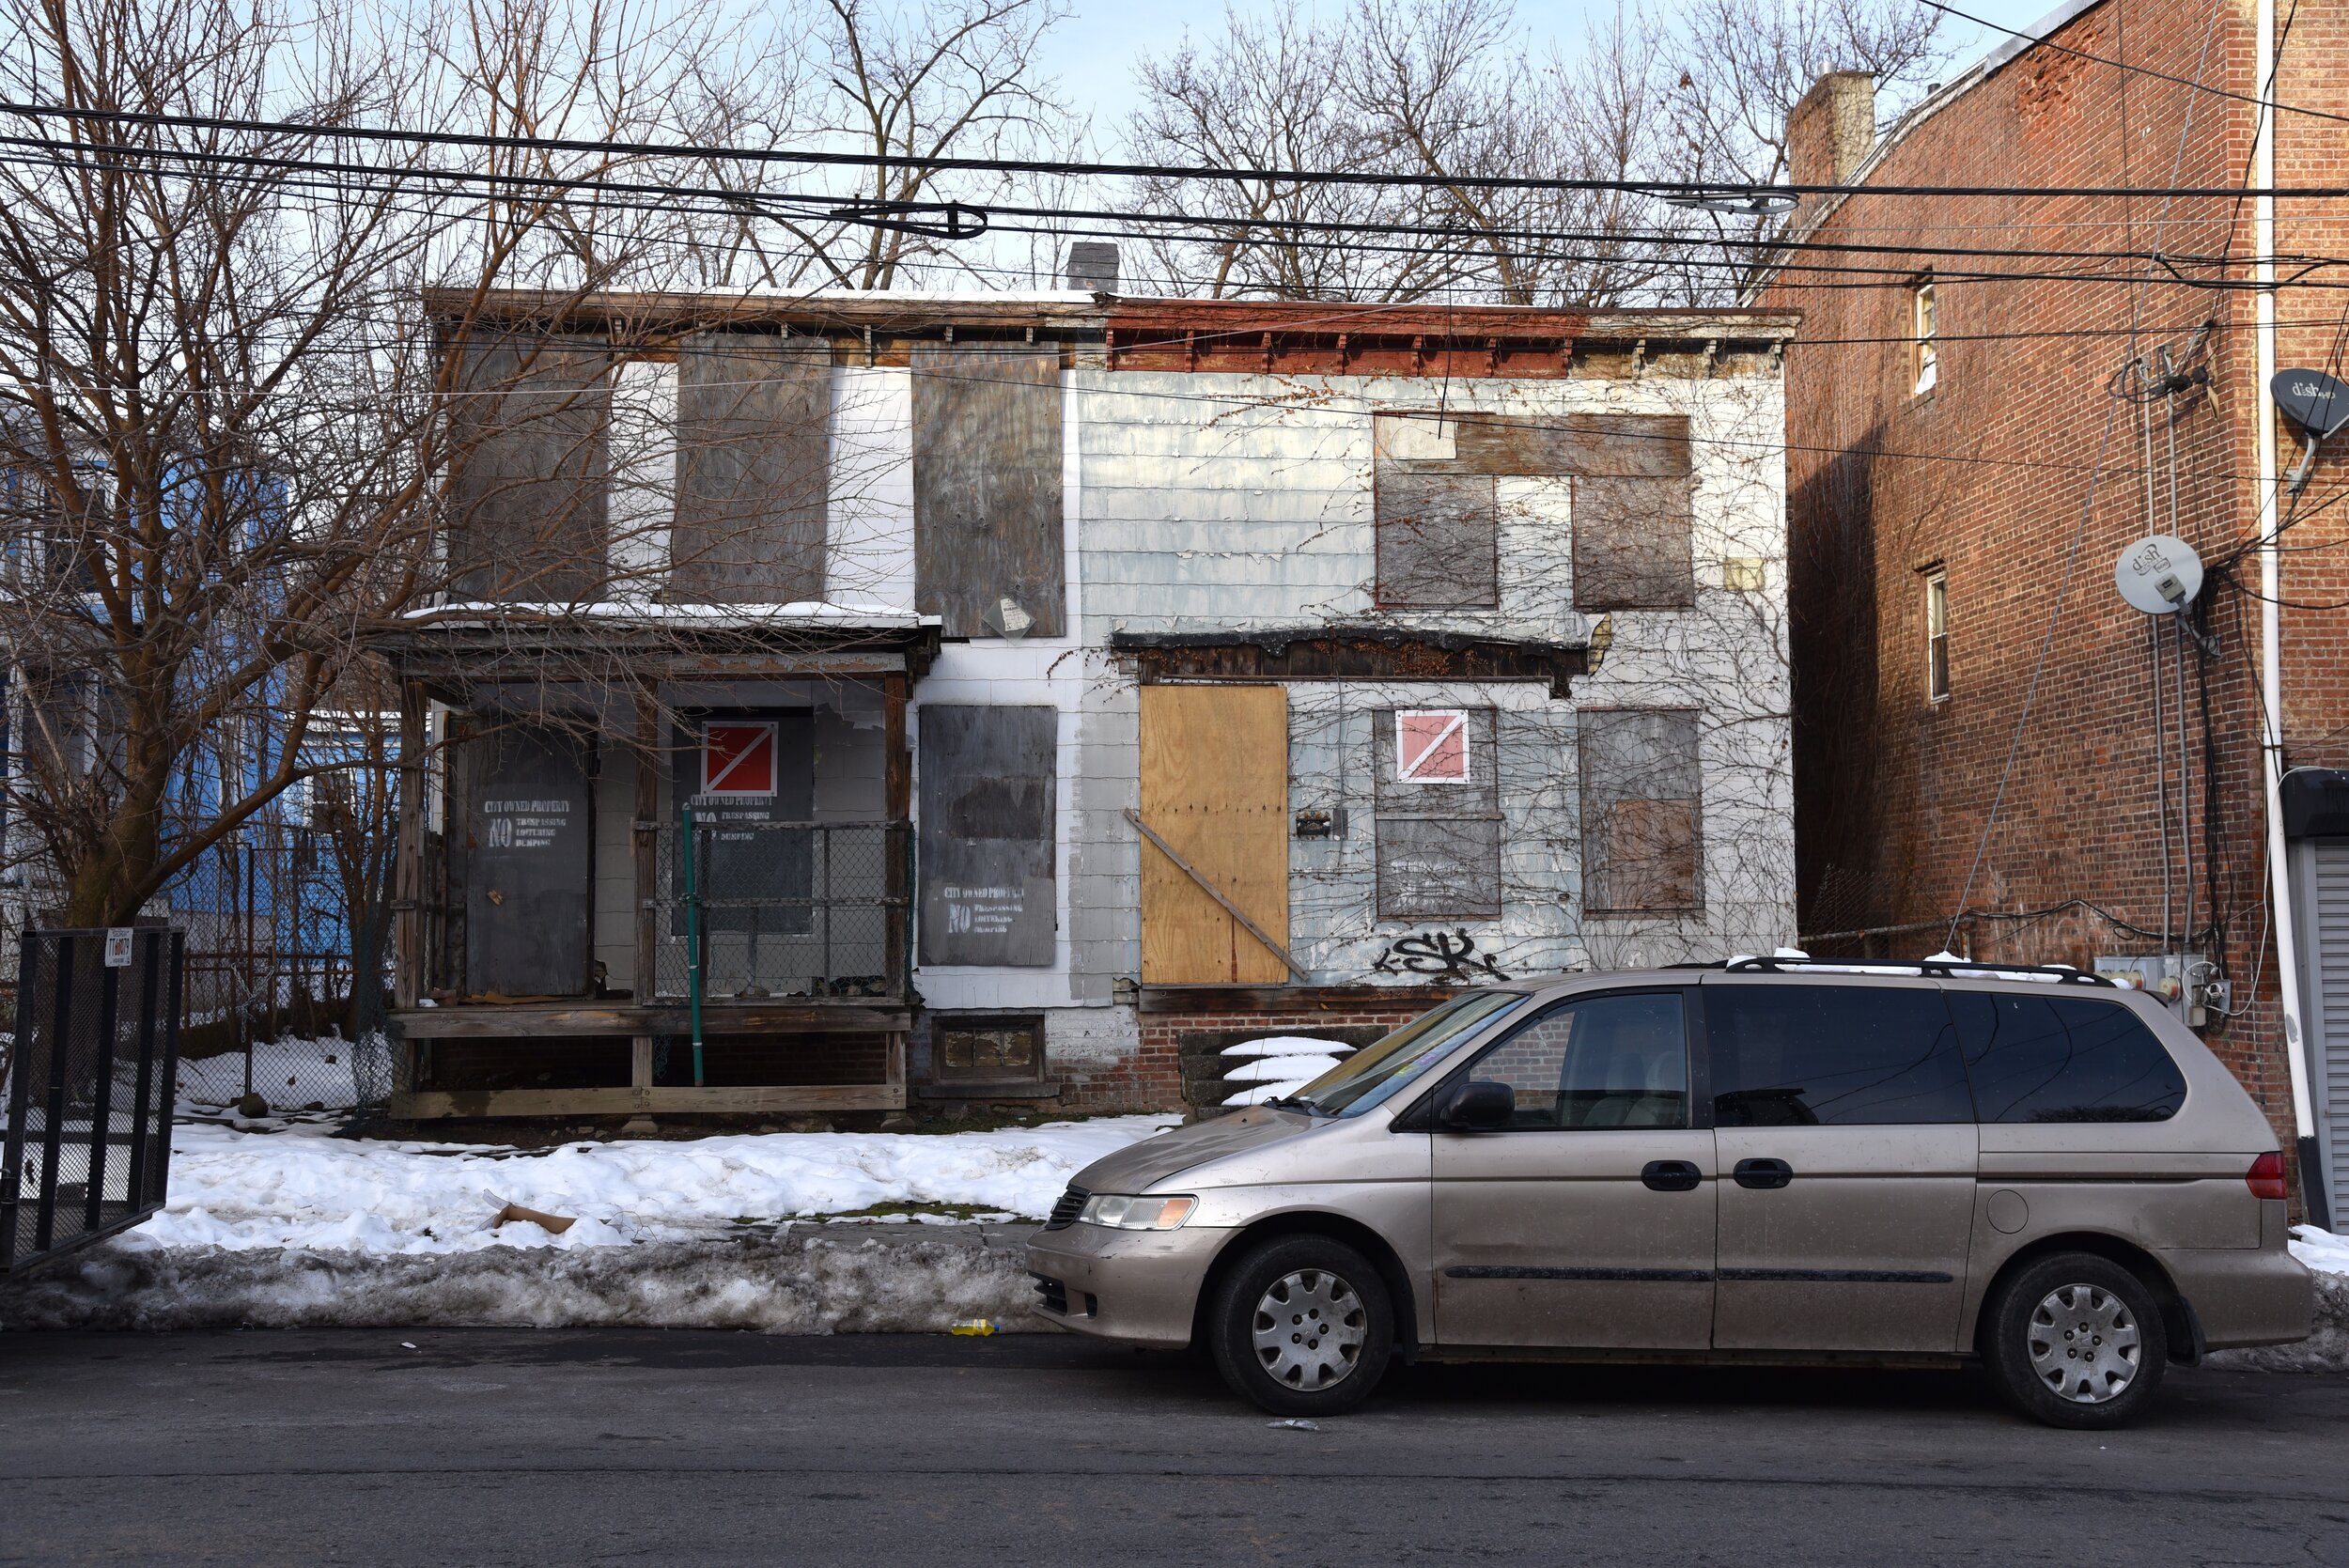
top-left (390, 1083), bottom-right (906, 1120)
top-left (1124, 808), bottom-right (1309, 982)
top-left (633, 688), bottom-right (660, 1000)
top-left (388, 1001), bottom-right (910, 1038)
top-left (883, 673), bottom-right (910, 991)
top-left (393, 679), bottom-right (427, 1008)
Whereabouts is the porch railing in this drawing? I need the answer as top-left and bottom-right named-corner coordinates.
top-left (651, 819), bottom-right (910, 1002)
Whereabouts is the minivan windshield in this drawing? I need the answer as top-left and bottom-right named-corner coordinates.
top-left (1282, 990), bottom-right (1528, 1117)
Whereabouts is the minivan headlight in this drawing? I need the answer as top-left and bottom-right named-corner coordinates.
top-left (1077, 1193), bottom-right (1198, 1231)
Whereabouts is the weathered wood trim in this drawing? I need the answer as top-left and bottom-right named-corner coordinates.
top-left (391, 1083), bottom-right (906, 1120)
top-left (388, 1002), bottom-right (910, 1038)
top-left (632, 689), bottom-right (659, 997)
top-left (393, 679), bottom-right (427, 1009)
top-left (1138, 984), bottom-right (1456, 1015)
top-left (1114, 629), bottom-right (1589, 700)
top-left (884, 673), bottom-right (910, 992)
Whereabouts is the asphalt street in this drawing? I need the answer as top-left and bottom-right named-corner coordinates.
top-left (1, 1329), bottom-right (2344, 1566)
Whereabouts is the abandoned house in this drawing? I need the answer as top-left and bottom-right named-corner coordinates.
top-left (381, 264), bottom-right (1801, 1120)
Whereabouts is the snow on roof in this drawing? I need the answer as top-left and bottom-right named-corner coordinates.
top-left (404, 599), bottom-right (937, 629)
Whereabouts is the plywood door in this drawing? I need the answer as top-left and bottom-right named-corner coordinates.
top-left (1140, 685), bottom-right (1289, 984)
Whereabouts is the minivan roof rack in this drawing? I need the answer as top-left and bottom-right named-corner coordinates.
top-left (1718, 955), bottom-right (2116, 986)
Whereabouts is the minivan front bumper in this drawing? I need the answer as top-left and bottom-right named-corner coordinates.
top-left (1024, 1222), bottom-right (1235, 1348)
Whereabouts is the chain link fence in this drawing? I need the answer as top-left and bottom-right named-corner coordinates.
top-left (652, 819), bottom-right (909, 1001)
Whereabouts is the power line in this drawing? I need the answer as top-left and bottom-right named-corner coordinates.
top-left (13, 99), bottom-right (2349, 204)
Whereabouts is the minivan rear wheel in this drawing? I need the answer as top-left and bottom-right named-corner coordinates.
top-left (1983, 1252), bottom-right (2168, 1429)
top-left (1207, 1234), bottom-right (1394, 1417)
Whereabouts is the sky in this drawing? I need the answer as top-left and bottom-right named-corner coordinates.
top-left (1032, 0), bottom-right (2064, 142)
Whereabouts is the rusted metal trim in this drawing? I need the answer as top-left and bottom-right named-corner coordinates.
top-left (1112, 628), bottom-right (1589, 699)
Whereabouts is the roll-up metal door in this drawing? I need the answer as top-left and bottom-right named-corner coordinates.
top-left (2303, 838), bottom-right (2349, 1222)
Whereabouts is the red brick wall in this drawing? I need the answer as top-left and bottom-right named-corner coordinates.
top-left (1758, 0), bottom-right (2349, 1181)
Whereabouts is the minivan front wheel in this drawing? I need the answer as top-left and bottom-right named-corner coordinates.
top-left (1983, 1252), bottom-right (2168, 1429)
top-left (1208, 1234), bottom-right (1394, 1417)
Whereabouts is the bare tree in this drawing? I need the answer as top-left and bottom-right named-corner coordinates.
top-left (0, 0), bottom-right (860, 941)
top-left (1120, 0), bottom-right (1951, 307)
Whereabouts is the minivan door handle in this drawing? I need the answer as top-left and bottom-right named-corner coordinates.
top-left (1734, 1157), bottom-right (1794, 1190)
top-left (1641, 1159), bottom-right (1703, 1192)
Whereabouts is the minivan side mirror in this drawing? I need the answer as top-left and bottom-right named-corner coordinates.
top-left (1439, 1079), bottom-right (1516, 1131)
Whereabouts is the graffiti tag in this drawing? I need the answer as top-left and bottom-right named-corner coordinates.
top-left (1372, 928), bottom-right (1510, 982)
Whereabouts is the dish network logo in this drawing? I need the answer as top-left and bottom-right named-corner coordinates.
top-left (701, 722), bottom-right (777, 796)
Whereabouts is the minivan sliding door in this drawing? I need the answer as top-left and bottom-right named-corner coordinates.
top-left (1702, 980), bottom-right (1979, 1353)
top-left (1430, 988), bottom-right (1716, 1350)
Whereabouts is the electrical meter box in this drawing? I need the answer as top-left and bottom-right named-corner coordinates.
top-left (2093, 953), bottom-right (2228, 1028)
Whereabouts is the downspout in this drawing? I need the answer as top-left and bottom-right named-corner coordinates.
top-left (2251, 0), bottom-right (2326, 1223)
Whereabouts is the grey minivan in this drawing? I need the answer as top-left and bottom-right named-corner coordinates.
top-left (1026, 958), bottom-right (2314, 1428)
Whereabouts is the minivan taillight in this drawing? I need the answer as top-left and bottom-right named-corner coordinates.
top-left (2247, 1151), bottom-right (2288, 1201)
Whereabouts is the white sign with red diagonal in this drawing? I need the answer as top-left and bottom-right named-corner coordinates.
top-left (701, 721), bottom-right (778, 797)
top-left (1395, 709), bottom-right (1470, 784)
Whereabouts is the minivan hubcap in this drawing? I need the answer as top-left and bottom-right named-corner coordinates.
top-left (2027, 1283), bottom-right (2142, 1404)
top-left (1251, 1269), bottom-right (1367, 1390)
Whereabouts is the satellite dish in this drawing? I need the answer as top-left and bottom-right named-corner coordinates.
top-left (2272, 368), bottom-right (2349, 440)
top-left (2114, 536), bottom-right (2204, 614)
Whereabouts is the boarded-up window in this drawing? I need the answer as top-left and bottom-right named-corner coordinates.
top-left (1374, 707), bottom-right (1500, 919)
top-left (1376, 470), bottom-right (1498, 607)
top-left (918, 706), bottom-right (1058, 967)
top-left (911, 345), bottom-right (1066, 638)
top-left (671, 710), bottom-right (816, 937)
top-left (671, 334), bottom-right (829, 603)
top-left (1573, 476), bottom-right (1695, 609)
top-left (934, 1014), bottom-right (1045, 1080)
top-left (1579, 708), bottom-right (1702, 915)
top-left (445, 336), bottom-right (613, 602)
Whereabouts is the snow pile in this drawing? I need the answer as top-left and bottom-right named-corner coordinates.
top-left (1221, 1034), bottom-right (1355, 1109)
top-left (2292, 1225), bottom-right (2349, 1278)
top-left (177, 1036), bottom-right (359, 1115)
top-left (120, 1115), bottom-right (1179, 1256)
top-left (0, 1227), bottom-right (1044, 1333)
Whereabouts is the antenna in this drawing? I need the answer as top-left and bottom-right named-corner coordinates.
top-left (2113, 535), bottom-right (2204, 615)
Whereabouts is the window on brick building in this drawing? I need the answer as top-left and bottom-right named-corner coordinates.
top-left (1913, 279), bottom-right (1938, 395)
top-left (1924, 569), bottom-right (1950, 702)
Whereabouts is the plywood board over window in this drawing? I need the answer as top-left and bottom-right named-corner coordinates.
top-left (445, 334), bottom-right (613, 603)
top-left (1572, 475), bottom-right (1696, 609)
top-left (671, 334), bottom-right (830, 603)
top-left (918, 705), bottom-right (1058, 967)
top-left (1139, 686), bottom-right (1290, 984)
top-left (1579, 708), bottom-right (1703, 916)
top-left (1374, 707), bottom-right (1501, 918)
top-left (910, 344), bottom-right (1066, 638)
top-left (1376, 470), bottom-right (1499, 607)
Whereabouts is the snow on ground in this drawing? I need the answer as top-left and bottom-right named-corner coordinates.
top-left (120, 1115), bottom-right (1180, 1256)
top-left (176, 1035), bottom-right (360, 1114)
top-left (2292, 1225), bottom-right (2349, 1277)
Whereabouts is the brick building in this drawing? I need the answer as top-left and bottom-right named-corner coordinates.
top-left (1750, 0), bottom-right (2349, 1219)
top-left (383, 273), bottom-right (1799, 1124)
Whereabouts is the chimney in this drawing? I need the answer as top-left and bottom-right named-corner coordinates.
top-left (1786, 71), bottom-right (1875, 222)
top-left (1066, 241), bottom-right (1120, 294)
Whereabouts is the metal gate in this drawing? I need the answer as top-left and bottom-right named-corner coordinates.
top-left (1, 928), bottom-right (183, 1271)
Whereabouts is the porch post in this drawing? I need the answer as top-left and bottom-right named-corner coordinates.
top-left (633, 686), bottom-right (660, 1001)
top-left (393, 676), bottom-right (427, 1009)
top-left (883, 672), bottom-right (910, 994)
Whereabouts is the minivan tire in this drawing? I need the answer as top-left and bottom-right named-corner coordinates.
top-left (1207, 1234), bottom-right (1394, 1417)
top-left (1982, 1251), bottom-right (2169, 1429)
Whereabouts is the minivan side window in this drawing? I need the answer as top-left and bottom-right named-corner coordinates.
top-left (1947, 992), bottom-right (2186, 1123)
top-left (1461, 991), bottom-right (1688, 1130)
top-left (1708, 984), bottom-right (1971, 1126)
